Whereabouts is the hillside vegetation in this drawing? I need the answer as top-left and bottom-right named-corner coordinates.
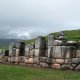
top-left (24, 29), bottom-right (80, 44)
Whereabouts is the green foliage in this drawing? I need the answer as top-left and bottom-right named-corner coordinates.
top-left (0, 64), bottom-right (80, 80)
top-left (24, 29), bottom-right (80, 44)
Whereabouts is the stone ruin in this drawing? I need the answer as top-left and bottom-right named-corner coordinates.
top-left (0, 31), bottom-right (80, 70)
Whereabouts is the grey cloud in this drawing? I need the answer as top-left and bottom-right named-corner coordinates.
top-left (0, 0), bottom-right (80, 39)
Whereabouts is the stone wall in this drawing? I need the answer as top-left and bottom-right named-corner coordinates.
top-left (0, 32), bottom-right (80, 70)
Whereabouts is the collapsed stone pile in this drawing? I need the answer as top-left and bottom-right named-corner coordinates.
top-left (0, 31), bottom-right (80, 70)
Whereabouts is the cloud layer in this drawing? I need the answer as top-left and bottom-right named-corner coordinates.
top-left (0, 0), bottom-right (80, 39)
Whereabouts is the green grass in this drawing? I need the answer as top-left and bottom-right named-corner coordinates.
top-left (24, 29), bottom-right (80, 44)
top-left (0, 64), bottom-right (80, 80)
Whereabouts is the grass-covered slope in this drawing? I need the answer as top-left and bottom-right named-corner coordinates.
top-left (0, 64), bottom-right (80, 80)
top-left (24, 29), bottom-right (80, 44)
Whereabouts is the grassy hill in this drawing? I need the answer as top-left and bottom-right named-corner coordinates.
top-left (0, 64), bottom-right (80, 80)
top-left (24, 29), bottom-right (80, 44)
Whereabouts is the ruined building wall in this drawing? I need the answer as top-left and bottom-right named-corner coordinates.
top-left (0, 32), bottom-right (80, 70)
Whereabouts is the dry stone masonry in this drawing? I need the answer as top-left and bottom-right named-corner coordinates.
top-left (0, 31), bottom-right (80, 70)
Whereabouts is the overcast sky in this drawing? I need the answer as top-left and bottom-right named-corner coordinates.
top-left (0, 0), bottom-right (80, 39)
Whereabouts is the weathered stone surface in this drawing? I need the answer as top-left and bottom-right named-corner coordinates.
top-left (5, 56), bottom-right (8, 62)
top-left (54, 46), bottom-right (62, 58)
top-left (24, 58), bottom-right (28, 64)
top-left (33, 57), bottom-right (40, 64)
top-left (76, 50), bottom-right (80, 58)
top-left (46, 58), bottom-right (53, 63)
top-left (71, 64), bottom-right (77, 68)
top-left (53, 40), bottom-right (64, 46)
top-left (62, 64), bottom-right (74, 70)
top-left (16, 49), bottom-right (19, 57)
top-left (55, 59), bottom-right (65, 64)
top-left (11, 48), bottom-right (16, 57)
top-left (65, 59), bottom-right (72, 64)
top-left (40, 57), bottom-right (47, 62)
top-left (48, 46), bottom-right (55, 58)
top-left (27, 58), bottom-right (34, 64)
top-left (34, 49), bottom-right (46, 57)
top-left (45, 49), bottom-right (48, 57)
top-left (61, 46), bottom-right (76, 58)
top-left (9, 43), bottom-right (14, 56)
top-left (15, 57), bottom-right (19, 63)
top-left (35, 36), bottom-right (46, 49)
top-left (51, 64), bottom-right (61, 69)
top-left (30, 49), bottom-right (35, 57)
top-left (75, 64), bottom-right (80, 71)
top-left (15, 42), bottom-right (20, 49)
top-left (40, 62), bottom-right (49, 68)
top-left (8, 57), bottom-right (11, 62)
top-left (11, 57), bottom-right (15, 63)
top-left (18, 56), bottom-right (25, 63)
top-left (66, 41), bottom-right (77, 46)
top-left (72, 58), bottom-right (80, 64)
top-left (48, 35), bottom-right (55, 46)
top-left (52, 59), bottom-right (56, 63)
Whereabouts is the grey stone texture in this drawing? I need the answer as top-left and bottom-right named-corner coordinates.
top-left (35, 36), bottom-right (46, 49)
top-left (48, 35), bottom-right (55, 46)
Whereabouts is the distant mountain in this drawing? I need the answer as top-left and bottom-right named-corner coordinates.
top-left (0, 39), bottom-right (21, 50)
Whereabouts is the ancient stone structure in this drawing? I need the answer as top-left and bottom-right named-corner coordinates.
top-left (0, 31), bottom-right (80, 70)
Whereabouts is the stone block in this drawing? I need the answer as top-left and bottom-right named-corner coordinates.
top-left (8, 57), bottom-right (11, 62)
top-left (55, 59), bottom-right (65, 64)
top-left (40, 57), bottom-right (47, 62)
top-left (45, 49), bottom-right (48, 57)
top-left (11, 48), bottom-right (16, 57)
top-left (11, 57), bottom-right (15, 63)
top-left (27, 58), bottom-right (34, 64)
top-left (9, 43), bottom-right (14, 56)
top-left (15, 42), bottom-right (20, 49)
top-left (40, 62), bottom-right (49, 68)
top-left (46, 58), bottom-right (53, 64)
top-left (54, 46), bottom-right (62, 58)
top-left (61, 46), bottom-right (76, 58)
top-left (65, 59), bottom-right (72, 64)
top-left (16, 49), bottom-right (19, 57)
top-left (72, 58), bottom-right (80, 64)
top-left (51, 64), bottom-right (61, 69)
top-left (53, 40), bottom-right (64, 46)
top-left (5, 56), bottom-right (8, 62)
top-left (52, 59), bottom-right (56, 63)
top-left (48, 46), bottom-right (55, 58)
top-left (75, 64), bottom-right (80, 71)
top-left (35, 36), bottom-right (46, 49)
top-left (24, 58), bottom-right (28, 64)
top-left (76, 50), bottom-right (80, 58)
top-left (18, 56), bottom-right (25, 63)
top-left (34, 49), bottom-right (46, 57)
top-left (48, 35), bottom-right (55, 46)
top-left (30, 49), bottom-right (35, 57)
top-left (62, 64), bottom-right (74, 70)
top-left (66, 41), bottom-right (77, 46)
top-left (33, 57), bottom-right (40, 64)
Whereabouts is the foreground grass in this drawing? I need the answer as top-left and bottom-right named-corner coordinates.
top-left (0, 64), bottom-right (80, 80)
